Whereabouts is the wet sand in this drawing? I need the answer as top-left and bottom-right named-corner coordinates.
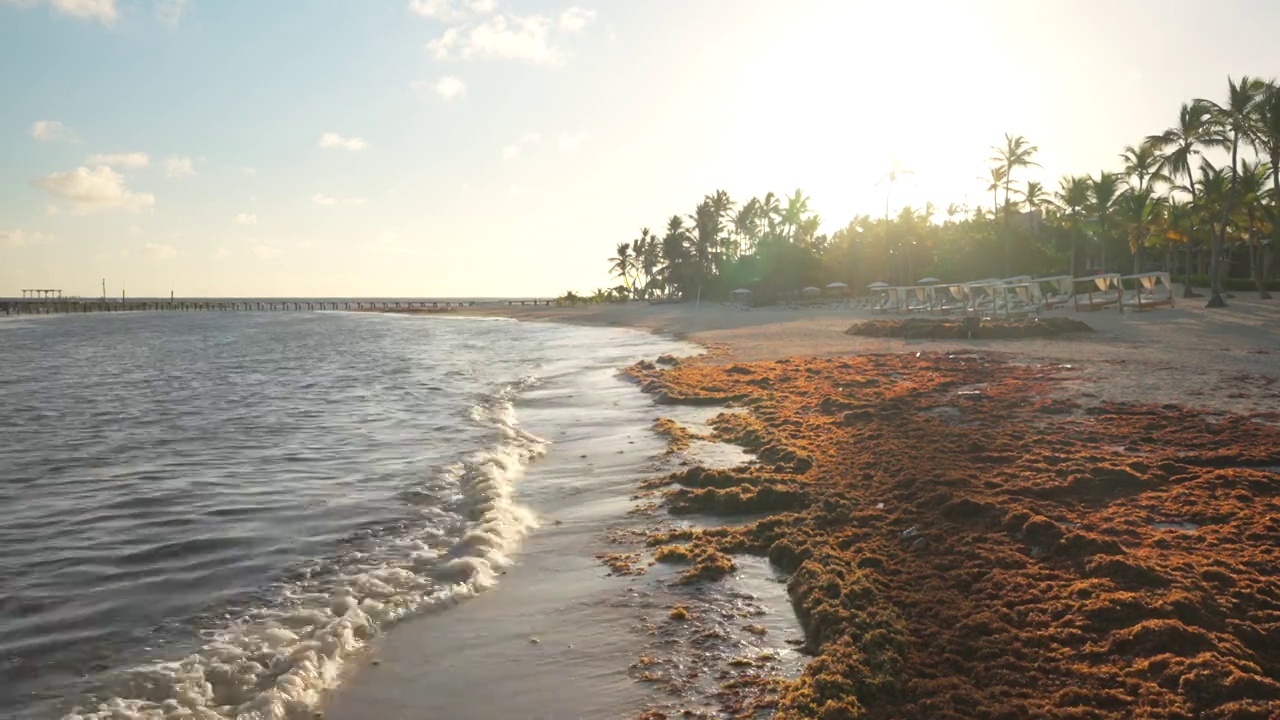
top-left (338, 294), bottom-right (1280, 718)
top-left (325, 344), bottom-right (804, 719)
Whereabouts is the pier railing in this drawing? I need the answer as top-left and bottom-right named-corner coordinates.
top-left (0, 300), bottom-right (482, 315)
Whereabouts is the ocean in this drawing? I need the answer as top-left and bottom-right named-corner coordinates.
top-left (0, 310), bottom-right (693, 719)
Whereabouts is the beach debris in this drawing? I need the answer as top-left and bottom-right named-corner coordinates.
top-left (656, 354), bottom-right (681, 367)
top-left (875, 502), bottom-right (885, 510)
top-left (529, 636), bottom-right (540, 644)
top-left (846, 317), bottom-right (1093, 339)
top-left (900, 526), bottom-right (920, 540)
top-left (669, 606), bottom-right (692, 621)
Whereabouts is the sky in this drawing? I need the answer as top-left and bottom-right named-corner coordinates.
top-left (1, 0), bottom-right (1278, 298)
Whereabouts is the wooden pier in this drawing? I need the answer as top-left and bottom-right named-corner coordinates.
top-left (0, 299), bottom-right (485, 315)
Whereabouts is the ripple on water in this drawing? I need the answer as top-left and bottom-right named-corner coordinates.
top-left (0, 311), bottom-right (694, 720)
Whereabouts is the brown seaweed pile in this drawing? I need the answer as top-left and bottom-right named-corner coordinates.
top-left (846, 317), bottom-right (1092, 339)
top-left (630, 353), bottom-right (1280, 719)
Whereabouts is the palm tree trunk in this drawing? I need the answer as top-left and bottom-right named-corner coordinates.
top-left (1207, 143), bottom-right (1237, 308)
top-left (1249, 207), bottom-right (1271, 298)
top-left (1184, 184), bottom-right (1200, 297)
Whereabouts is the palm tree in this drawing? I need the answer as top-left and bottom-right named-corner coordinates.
top-left (980, 166), bottom-right (1008, 218)
top-left (990, 134), bottom-right (1041, 212)
top-left (1254, 82), bottom-right (1280, 281)
top-left (1197, 75), bottom-right (1267, 306)
top-left (1148, 101), bottom-right (1219, 297)
top-left (1088, 172), bottom-right (1123, 272)
top-left (759, 192), bottom-right (782, 240)
top-left (1055, 175), bottom-right (1092, 278)
top-left (659, 215), bottom-right (691, 299)
top-left (876, 162), bottom-right (916, 223)
top-left (632, 228), bottom-right (660, 298)
top-left (1120, 140), bottom-right (1166, 196)
top-left (781, 189), bottom-right (811, 242)
top-left (1022, 180), bottom-right (1049, 212)
top-left (1115, 187), bottom-right (1167, 274)
top-left (1237, 158), bottom-right (1271, 297)
top-left (690, 200), bottom-right (721, 280)
top-left (608, 241), bottom-right (634, 292)
top-left (733, 199), bottom-right (761, 253)
top-left (707, 189), bottom-right (737, 260)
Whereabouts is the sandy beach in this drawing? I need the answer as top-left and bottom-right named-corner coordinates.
top-left (330, 294), bottom-right (1280, 719)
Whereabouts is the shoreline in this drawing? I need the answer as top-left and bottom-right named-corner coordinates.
top-left (323, 324), bottom-right (807, 719)
top-left (322, 302), bottom-right (1280, 718)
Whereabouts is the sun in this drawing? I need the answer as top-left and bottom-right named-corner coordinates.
top-left (726, 1), bottom-right (1011, 227)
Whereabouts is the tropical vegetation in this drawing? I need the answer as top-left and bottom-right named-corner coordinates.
top-left (591, 75), bottom-right (1280, 308)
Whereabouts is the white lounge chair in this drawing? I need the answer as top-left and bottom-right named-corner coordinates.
top-left (1073, 274), bottom-right (1122, 312)
top-left (1121, 272), bottom-right (1176, 310)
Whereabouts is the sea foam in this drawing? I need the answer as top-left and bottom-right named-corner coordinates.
top-left (64, 378), bottom-right (546, 720)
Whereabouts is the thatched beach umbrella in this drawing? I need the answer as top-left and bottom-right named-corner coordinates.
top-left (801, 286), bottom-right (821, 298)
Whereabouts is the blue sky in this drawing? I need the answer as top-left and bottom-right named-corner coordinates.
top-left (2, 0), bottom-right (1278, 298)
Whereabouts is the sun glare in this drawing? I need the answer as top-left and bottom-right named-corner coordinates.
top-left (731, 1), bottom-right (1009, 226)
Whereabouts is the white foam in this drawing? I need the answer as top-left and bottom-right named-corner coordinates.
top-left (65, 378), bottom-right (547, 720)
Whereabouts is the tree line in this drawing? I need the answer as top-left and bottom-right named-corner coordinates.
top-left (594, 76), bottom-right (1279, 308)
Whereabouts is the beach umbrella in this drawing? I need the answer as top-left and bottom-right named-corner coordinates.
top-left (867, 281), bottom-right (889, 289)
top-left (731, 288), bottom-right (752, 295)
top-left (917, 277), bottom-right (941, 284)
top-left (826, 282), bottom-right (849, 289)
top-left (801, 286), bottom-right (821, 297)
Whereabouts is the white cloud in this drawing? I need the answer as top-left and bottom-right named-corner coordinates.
top-left (558, 132), bottom-right (590, 152)
top-left (165, 155), bottom-right (195, 178)
top-left (506, 185), bottom-right (522, 196)
top-left (435, 76), bottom-right (466, 100)
top-left (235, 212), bottom-right (257, 225)
top-left (408, 0), bottom-right (493, 21)
top-left (142, 242), bottom-right (177, 260)
top-left (86, 152), bottom-right (149, 169)
top-left (318, 132), bottom-right (367, 151)
top-left (4, 0), bottom-right (118, 24)
top-left (428, 14), bottom-right (560, 64)
top-left (558, 7), bottom-right (594, 33)
top-left (250, 245), bottom-right (282, 259)
top-left (501, 132), bottom-right (541, 161)
top-left (295, 240), bottom-right (316, 249)
top-left (213, 247), bottom-right (230, 260)
top-left (312, 193), bottom-right (367, 206)
top-left (1, 229), bottom-right (53, 248)
top-left (30, 120), bottom-right (77, 143)
top-left (241, 166), bottom-right (258, 175)
top-left (45, 204), bottom-right (59, 216)
top-left (408, 0), bottom-right (451, 18)
top-left (154, 0), bottom-right (187, 26)
top-left (128, 224), bottom-right (141, 234)
top-left (32, 166), bottom-right (155, 213)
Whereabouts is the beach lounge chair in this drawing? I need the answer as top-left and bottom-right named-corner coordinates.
top-left (1072, 274), bottom-right (1122, 312)
top-left (1033, 276), bottom-right (1074, 310)
top-left (905, 286), bottom-right (933, 313)
top-left (1001, 283), bottom-right (1042, 317)
top-left (1121, 272), bottom-right (1176, 311)
top-left (934, 284), bottom-right (968, 315)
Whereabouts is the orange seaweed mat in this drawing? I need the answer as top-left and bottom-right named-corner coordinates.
top-left (630, 352), bottom-right (1280, 720)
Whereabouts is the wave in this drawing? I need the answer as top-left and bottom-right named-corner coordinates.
top-left (65, 377), bottom-right (547, 720)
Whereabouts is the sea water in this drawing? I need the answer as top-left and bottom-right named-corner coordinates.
top-left (0, 311), bottom-right (688, 719)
